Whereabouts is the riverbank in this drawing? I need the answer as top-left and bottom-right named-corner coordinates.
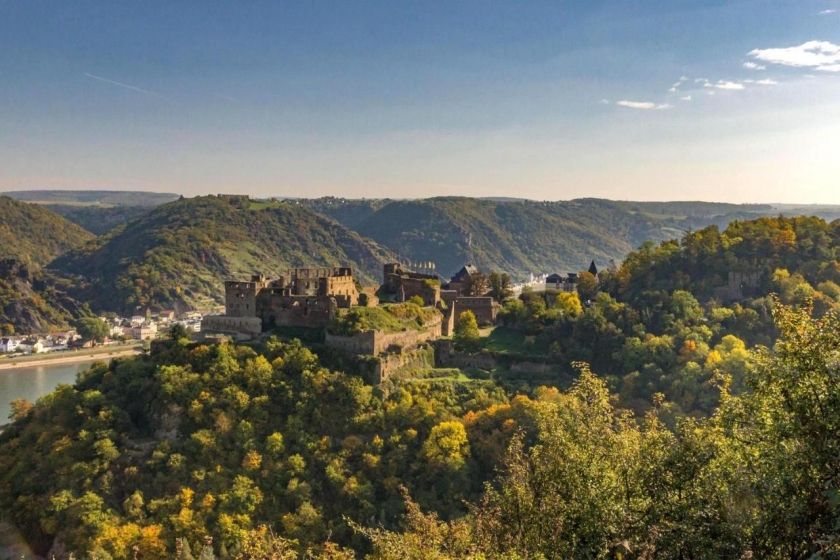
top-left (0, 345), bottom-right (143, 370)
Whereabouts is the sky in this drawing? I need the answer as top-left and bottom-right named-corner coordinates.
top-left (1, 1), bottom-right (839, 203)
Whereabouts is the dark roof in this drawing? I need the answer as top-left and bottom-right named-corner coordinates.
top-left (450, 264), bottom-right (480, 283)
top-left (588, 260), bottom-right (598, 275)
top-left (546, 273), bottom-right (564, 282)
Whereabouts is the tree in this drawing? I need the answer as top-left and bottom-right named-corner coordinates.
top-left (75, 317), bottom-right (110, 344)
top-left (422, 421), bottom-right (470, 471)
top-left (453, 310), bottom-right (480, 350)
top-left (488, 272), bottom-right (514, 303)
top-left (464, 273), bottom-right (490, 296)
top-left (554, 291), bottom-right (583, 318)
top-left (169, 323), bottom-right (191, 341)
top-left (576, 271), bottom-right (599, 302)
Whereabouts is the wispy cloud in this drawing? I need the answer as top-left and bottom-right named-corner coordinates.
top-left (819, 9), bottom-right (837, 14)
top-left (84, 72), bottom-right (167, 99)
top-left (704, 80), bottom-right (745, 90)
top-left (616, 100), bottom-right (672, 110)
top-left (749, 40), bottom-right (840, 72)
top-left (743, 61), bottom-right (766, 70)
top-left (680, 95), bottom-right (692, 101)
top-left (668, 76), bottom-right (689, 93)
top-left (743, 78), bottom-right (779, 86)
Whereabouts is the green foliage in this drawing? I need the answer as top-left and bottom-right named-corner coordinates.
top-left (45, 204), bottom-right (155, 235)
top-left (51, 195), bottom-right (396, 313)
top-left (361, 306), bottom-right (840, 558)
top-left (0, 337), bottom-right (507, 557)
top-left (306, 197), bottom-right (840, 283)
top-left (488, 272), bottom-right (514, 303)
top-left (329, 303), bottom-right (438, 335)
top-left (454, 311), bottom-right (480, 350)
top-left (0, 195), bottom-right (93, 268)
top-left (76, 316), bottom-right (110, 343)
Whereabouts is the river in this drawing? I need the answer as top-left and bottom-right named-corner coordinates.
top-left (0, 359), bottom-right (103, 422)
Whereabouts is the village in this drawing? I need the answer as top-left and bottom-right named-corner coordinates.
top-left (0, 309), bottom-right (204, 357)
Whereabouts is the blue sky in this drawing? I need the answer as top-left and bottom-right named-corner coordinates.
top-left (1, 1), bottom-right (839, 202)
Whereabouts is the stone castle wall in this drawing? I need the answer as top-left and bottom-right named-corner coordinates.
top-left (201, 315), bottom-right (262, 339)
top-left (324, 316), bottom-right (442, 356)
top-left (453, 296), bottom-right (498, 325)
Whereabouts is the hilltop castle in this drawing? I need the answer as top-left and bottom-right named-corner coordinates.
top-left (201, 267), bottom-right (359, 337)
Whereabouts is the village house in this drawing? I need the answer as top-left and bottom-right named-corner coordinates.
top-left (0, 337), bottom-right (21, 353)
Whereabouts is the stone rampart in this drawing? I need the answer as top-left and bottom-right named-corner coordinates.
top-left (325, 316), bottom-right (442, 356)
top-left (201, 315), bottom-right (262, 339)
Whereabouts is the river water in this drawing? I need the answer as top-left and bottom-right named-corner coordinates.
top-left (0, 360), bottom-right (103, 422)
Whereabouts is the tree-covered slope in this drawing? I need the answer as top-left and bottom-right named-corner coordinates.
top-left (43, 205), bottom-right (155, 235)
top-left (305, 197), bottom-right (840, 280)
top-left (0, 196), bottom-right (94, 268)
top-left (312, 197), bottom-right (676, 279)
top-left (50, 196), bottom-right (396, 313)
top-left (0, 259), bottom-right (88, 335)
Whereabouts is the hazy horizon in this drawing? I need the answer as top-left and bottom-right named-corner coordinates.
top-left (2, 1), bottom-right (840, 203)
top-left (5, 186), bottom-right (840, 208)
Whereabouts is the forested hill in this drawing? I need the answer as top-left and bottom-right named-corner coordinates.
top-left (301, 197), bottom-right (729, 278)
top-left (0, 196), bottom-right (94, 267)
top-left (302, 197), bottom-right (840, 279)
top-left (4, 189), bottom-right (181, 235)
top-left (50, 195), bottom-right (396, 313)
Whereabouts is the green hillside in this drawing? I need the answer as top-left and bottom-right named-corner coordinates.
top-left (51, 195), bottom-right (396, 313)
top-left (42, 204), bottom-right (154, 235)
top-left (0, 196), bottom-right (94, 268)
top-left (304, 197), bottom-right (840, 280)
top-left (307, 197), bottom-right (677, 278)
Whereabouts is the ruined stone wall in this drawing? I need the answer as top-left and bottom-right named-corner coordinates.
top-left (323, 275), bottom-right (359, 305)
top-left (372, 345), bottom-right (435, 384)
top-left (398, 276), bottom-right (440, 306)
top-left (324, 316), bottom-right (442, 356)
top-left (382, 264), bottom-right (441, 306)
top-left (201, 315), bottom-right (262, 339)
top-left (455, 297), bottom-right (498, 325)
top-left (259, 294), bottom-right (337, 329)
top-left (713, 270), bottom-right (764, 301)
top-left (323, 330), bottom-right (377, 355)
top-left (434, 339), bottom-right (499, 370)
top-left (225, 281), bottom-right (260, 317)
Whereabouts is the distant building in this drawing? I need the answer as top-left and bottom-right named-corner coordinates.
top-left (445, 264), bottom-right (481, 296)
top-left (0, 337), bottom-right (21, 353)
top-left (546, 272), bottom-right (578, 292)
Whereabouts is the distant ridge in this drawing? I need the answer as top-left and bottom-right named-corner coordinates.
top-left (3, 189), bottom-right (179, 207)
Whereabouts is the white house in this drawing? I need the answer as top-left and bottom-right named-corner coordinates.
top-left (0, 337), bottom-right (21, 353)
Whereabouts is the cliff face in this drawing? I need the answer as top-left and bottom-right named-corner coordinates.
top-left (0, 259), bottom-right (86, 334)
